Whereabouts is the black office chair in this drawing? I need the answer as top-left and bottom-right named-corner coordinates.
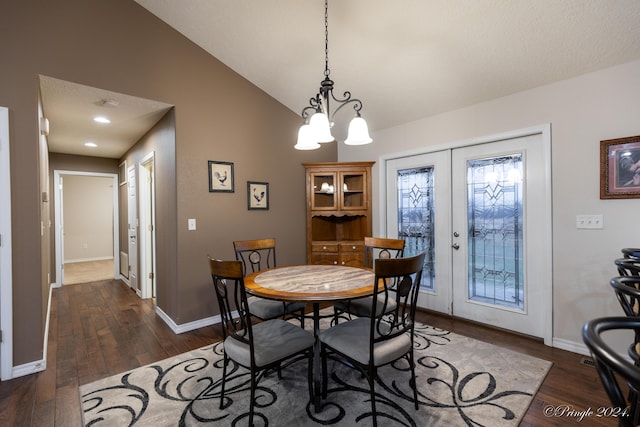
top-left (320, 252), bottom-right (425, 427)
top-left (333, 236), bottom-right (405, 324)
top-left (582, 316), bottom-right (640, 427)
top-left (208, 257), bottom-right (314, 426)
top-left (233, 238), bottom-right (306, 327)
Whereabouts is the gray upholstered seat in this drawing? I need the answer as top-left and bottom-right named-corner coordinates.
top-left (209, 257), bottom-right (313, 426)
top-left (320, 317), bottom-right (411, 366)
top-left (320, 253), bottom-right (426, 427)
top-left (225, 318), bottom-right (314, 368)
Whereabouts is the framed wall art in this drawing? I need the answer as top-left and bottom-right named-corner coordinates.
top-left (247, 181), bottom-right (269, 210)
top-left (208, 160), bottom-right (234, 192)
top-left (600, 136), bottom-right (640, 199)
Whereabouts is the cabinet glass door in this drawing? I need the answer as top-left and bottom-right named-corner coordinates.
top-left (310, 172), bottom-right (337, 210)
top-left (340, 172), bottom-right (367, 210)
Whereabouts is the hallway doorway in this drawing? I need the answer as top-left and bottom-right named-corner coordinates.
top-left (54, 171), bottom-right (119, 288)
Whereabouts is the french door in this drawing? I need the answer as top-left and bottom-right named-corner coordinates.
top-left (385, 128), bottom-right (552, 341)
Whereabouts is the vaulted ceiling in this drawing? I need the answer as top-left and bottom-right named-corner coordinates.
top-left (43, 0), bottom-right (640, 158)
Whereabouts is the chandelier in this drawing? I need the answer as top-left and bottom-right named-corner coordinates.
top-left (294, 0), bottom-right (372, 150)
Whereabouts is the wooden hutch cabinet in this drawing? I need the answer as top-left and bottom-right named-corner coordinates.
top-left (303, 161), bottom-right (374, 266)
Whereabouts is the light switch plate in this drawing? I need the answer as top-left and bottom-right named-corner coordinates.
top-left (188, 218), bottom-right (196, 230)
top-left (576, 214), bottom-right (603, 229)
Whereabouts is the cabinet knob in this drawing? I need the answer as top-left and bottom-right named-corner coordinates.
top-left (341, 261), bottom-right (345, 265)
top-left (323, 246), bottom-right (327, 250)
top-left (333, 261), bottom-right (337, 265)
top-left (352, 246), bottom-right (356, 250)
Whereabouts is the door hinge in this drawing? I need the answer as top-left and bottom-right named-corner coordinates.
top-left (0, 330), bottom-right (3, 342)
top-left (148, 224), bottom-right (153, 231)
top-left (148, 272), bottom-right (154, 280)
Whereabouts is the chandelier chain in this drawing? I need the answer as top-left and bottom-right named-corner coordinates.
top-left (324, 0), bottom-right (330, 78)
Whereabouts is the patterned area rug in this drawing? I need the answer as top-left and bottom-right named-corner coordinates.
top-left (80, 319), bottom-right (551, 426)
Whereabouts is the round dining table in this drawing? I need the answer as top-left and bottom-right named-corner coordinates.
top-left (244, 264), bottom-right (375, 412)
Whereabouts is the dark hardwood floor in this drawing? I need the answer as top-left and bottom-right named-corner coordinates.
top-left (0, 279), bottom-right (617, 426)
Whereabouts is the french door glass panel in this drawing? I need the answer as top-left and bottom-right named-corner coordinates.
top-left (386, 151), bottom-right (452, 315)
top-left (466, 154), bottom-right (524, 310)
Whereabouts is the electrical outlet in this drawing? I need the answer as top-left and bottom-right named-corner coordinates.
top-left (576, 214), bottom-right (603, 229)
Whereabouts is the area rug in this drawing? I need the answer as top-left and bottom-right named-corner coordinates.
top-left (79, 319), bottom-right (551, 426)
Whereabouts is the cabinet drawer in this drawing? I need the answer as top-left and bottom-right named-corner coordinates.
top-left (339, 253), bottom-right (364, 267)
top-left (310, 253), bottom-right (340, 265)
top-left (312, 242), bottom-right (339, 252)
top-left (339, 242), bottom-right (364, 253)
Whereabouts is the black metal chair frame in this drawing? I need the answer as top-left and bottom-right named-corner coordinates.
top-left (333, 236), bottom-right (405, 324)
top-left (582, 316), bottom-right (640, 427)
top-left (209, 257), bottom-right (313, 426)
top-left (233, 238), bottom-right (306, 327)
top-left (321, 253), bottom-right (425, 427)
top-left (616, 258), bottom-right (640, 277)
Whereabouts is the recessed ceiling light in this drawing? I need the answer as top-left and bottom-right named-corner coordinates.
top-left (93, 116), bottom-right (110, 124)
top-left (85, 142), bottom-right (97, 148)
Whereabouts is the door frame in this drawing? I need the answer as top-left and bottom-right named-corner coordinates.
top-left (53, 170), bottom-right (120, 287)
top-left (139, 151), bottom-right (156, 299)
top-left (0, 106), bottom-right (13, 379)
top-left (378, 124), bottom-right (553, 345)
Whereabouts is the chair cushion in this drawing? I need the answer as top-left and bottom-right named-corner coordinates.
top-left (334, 296), bottom-right (397, 317)
top-left (319, 317), bottom-right (411, 366)
top-left (224, 319), bottom-right (314, 368)
top-left (247, 296), bottom-right (287, 319)
top-left (248, 297), bottom-right (306, 320)
top-left (284, 302), bottom-right (307, 314)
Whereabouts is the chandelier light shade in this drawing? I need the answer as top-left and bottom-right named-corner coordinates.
top-left (295, 0), bottom-right (372, 150)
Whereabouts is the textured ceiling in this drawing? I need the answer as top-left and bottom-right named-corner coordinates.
top-left (42, 1), bottom-right (640, 158)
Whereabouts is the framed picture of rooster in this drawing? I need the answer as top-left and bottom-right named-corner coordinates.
top-left (208, 160), bottom-right (234, 192)
top-left (247, 181), bottom-right (269, 210)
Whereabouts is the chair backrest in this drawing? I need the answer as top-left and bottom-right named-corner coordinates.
top-left (622, 248), bottom-right (640, 259)
top-left (615, 258), bottom-right (640, 277)
top-left (582, 316), bottom-right (640, 427)
top-left (208, 257), bottom-right (253, 345)
top-left (233, 238), bottom-right (277, 276)
top-left (363, 236), bottom-right (405, 268)
top-left (370, 252), bottom-right (425, 343)
top-left (611, 276), bottom-right (640, 318)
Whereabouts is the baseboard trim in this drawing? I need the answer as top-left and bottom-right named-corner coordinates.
top-left (12, 359), bottom-right (46, 378)
top-left (553, 337), bottom-right (590, 356)
top-left (155, 306), bottom-right (231, 334)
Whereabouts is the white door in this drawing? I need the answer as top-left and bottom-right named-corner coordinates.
top-left (127, 166), bottom-right (138, 292)
top-left (386, 127), bottom-right (552, 342)
top-left (386, 150), bottom-right (452, 314)
top-left (139, 153), bottom-right (156, 299)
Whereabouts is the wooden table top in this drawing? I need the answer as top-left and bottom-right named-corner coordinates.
top-left (244, 264), bottom-right (375, 302)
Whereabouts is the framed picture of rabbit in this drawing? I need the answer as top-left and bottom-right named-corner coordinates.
top-left (247, 181), bottom-right (269, 210)
top-left (208, 160), bottom-right (234, 192)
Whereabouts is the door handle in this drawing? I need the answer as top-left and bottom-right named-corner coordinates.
top-left (452, 243), bottom-right (460, 250)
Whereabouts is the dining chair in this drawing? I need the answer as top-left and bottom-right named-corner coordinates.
top-left (582, 316), bottom-right (640, 427)
top-left (233, 238), bottom-right (306, 327)
top-left (332, 236), bottom-right (405, 323)
top-left (610, 276), bottom-right (640, 360)
top-left (320, 252), bottom-right (426, 427)
top-left (622, 248), bottom-right (640, 259)
top-left (616, 258), bottom-right (640, 277)
top-left (208, 257), bottom-right (314, 426)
